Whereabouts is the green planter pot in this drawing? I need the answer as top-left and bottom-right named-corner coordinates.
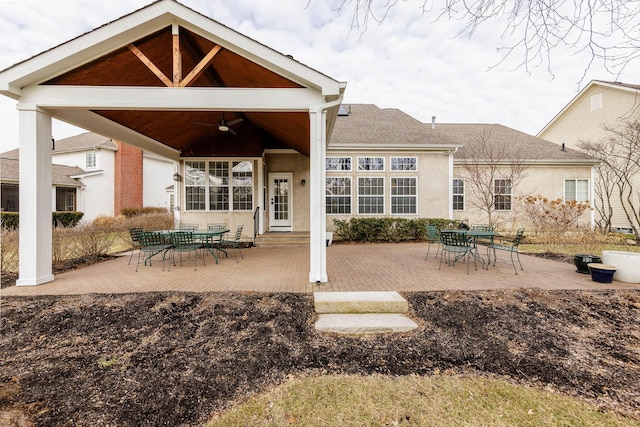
top-left (574, 254), bottom-right (601, 274)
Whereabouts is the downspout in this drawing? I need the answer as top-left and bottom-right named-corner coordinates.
top-left (309, 93), bottom-right (344, 283)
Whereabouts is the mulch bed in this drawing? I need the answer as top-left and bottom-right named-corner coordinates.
top-left (1, 287), bottom-right (639, 426)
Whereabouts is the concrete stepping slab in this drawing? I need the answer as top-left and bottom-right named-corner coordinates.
top-left (314, 291), bottom-right (408, 314)
top-left (315, 313), bottom-right (418, 335)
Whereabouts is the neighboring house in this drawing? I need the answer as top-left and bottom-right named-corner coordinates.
top-left (1, 157), bottom-right (84, 212)
top-left (538, 80), bottom-right (640, 231)
top-left (1, 133), bottom-right (176, 221)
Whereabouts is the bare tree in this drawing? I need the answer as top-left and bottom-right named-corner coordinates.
top-left (578, 118), bottom-right (640, 239)
top-left (325, 0), bottom-right (640, 77)
top-left (455, 130), bottom-right (528, 227)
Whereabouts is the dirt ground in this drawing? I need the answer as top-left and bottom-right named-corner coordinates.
top-left (0, 282), bottom-right (638, 426)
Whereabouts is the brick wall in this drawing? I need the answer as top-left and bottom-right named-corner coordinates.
top-left (114, 141), bottom-right (143, 216)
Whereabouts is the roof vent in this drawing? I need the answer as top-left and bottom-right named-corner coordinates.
top-left (431, 116), bottom-right (436, 129)
top-left (561, 143), bottom-right (566, 152)
top-left (338, 105), bottom-right (350, 116)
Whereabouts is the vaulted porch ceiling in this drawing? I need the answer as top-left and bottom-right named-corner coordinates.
top-left (43, 25), bottom-right (313, 157)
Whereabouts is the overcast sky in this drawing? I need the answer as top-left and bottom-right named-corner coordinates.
top-left (1, 0), bottom-right (638, 153)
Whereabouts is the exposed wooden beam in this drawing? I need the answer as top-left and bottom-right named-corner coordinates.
top-left (128, 43), bottom-right (173, 87)
top-left (180, 45), bottom-right (222, 88)
top-left (172, 24), bottom-right (181, 85)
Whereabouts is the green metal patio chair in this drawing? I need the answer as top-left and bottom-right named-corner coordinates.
top-left (168, 231), bottom-right (205, 271)
top-left (487, 228), bottom-right (525, 274)
top-left (439, 230), bottom-right (477, 274)
top-left (179, 224), bottom-right (198, 231)
top-left (135, 231), bottom-right (172, 272)
top-left (424, 225), bottom-right (441, 259)
top-left (127, 226), bottom-right (143, 265)
top-left (219, 224), bottom-right (244, 262)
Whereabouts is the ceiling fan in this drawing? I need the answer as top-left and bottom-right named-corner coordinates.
top-left (194, 113), bottom-right (244, 135)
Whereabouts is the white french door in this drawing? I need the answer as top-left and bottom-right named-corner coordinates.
top-left (268, 173), bottom-right (293, 231)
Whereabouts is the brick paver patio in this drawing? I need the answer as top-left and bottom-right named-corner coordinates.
top-left (3, 242), bottom-right (639, 296)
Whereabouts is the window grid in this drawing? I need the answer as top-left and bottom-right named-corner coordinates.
top-left (232, 161), bottom-right (253, 210)
top-left (494, 179), bottom-right (512, 211)
top-left (453, 178), bottom-right (464, 211)
top-left (86, 151), bottom-right (97, 169)
top-left (565, 179), bottom-right (589, 203)
top-left (184, 160), bottom-right (253, 211)
top-left (390, 157), bottom-right (417, 171)
top-left (326, 177), bottom-right (352, 214)
top-left (391, 177), bottom-right (417, 214)
top-left (357, 157), bottom-right (385, 171)
top-left (326, 157), bottom-right (352, 171)
top-left (358, 177), bottom-right (384, 214)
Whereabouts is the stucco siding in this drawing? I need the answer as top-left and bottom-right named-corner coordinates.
top-left (453, 163), bottom-right (593, 231)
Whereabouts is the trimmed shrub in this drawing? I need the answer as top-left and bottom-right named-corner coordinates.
top-left (332, 217), bottom-right (456, 243)
top-left (53, 211), bottom-right (84, 227)
top-left (121, 206), bottom-right (169, 218)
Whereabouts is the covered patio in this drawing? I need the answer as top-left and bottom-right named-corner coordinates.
top-left (3, 243), bottom-right (638, 296)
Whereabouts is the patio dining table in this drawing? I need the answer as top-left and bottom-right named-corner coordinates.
top-left (157, 229), bottom-right (230, 264)
top-left (447, 229), bottom-right (499, 269)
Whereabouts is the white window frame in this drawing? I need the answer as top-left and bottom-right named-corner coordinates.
top-left (326, 156), bottom-right (352, 171)
top-left (184, 160), bottom-right (254, 212)
top-left (390, 177), bottom-right (417, 215)
top-left (564, 178), bottom-right (589, 203)
top-left (452, 178), bottom-right (465, 211)
top-left (326, 177), bottom-right (352, 215)
top-left (358, 176), bottom-right (385, 215)
top-left (493, 178), bottom-right (512, 211)
top-left (86, 151), bottom-right (97, 170)
top-left (390, 157), bottom-right (417, 171)
top-left (357, 156), bottom-right (385, 171)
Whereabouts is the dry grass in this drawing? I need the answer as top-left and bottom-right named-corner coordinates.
top-left (206, 374), bottom-right (639, 427)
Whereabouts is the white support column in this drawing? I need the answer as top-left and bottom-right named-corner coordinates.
top-left (257, 158), bottom-right (265, 234)
top-left (17, 108), bottom-right (54, 286)
top-left (309, 110), bottom-right (328, 283)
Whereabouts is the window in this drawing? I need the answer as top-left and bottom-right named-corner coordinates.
top-left (391, 157), bottom-right (417, 171)
top-left (565, 179), bottom-right (589, 202)
top-left (185, 161), bottom-right (206, 210)
top-left (55, 187), bottom-right (76, 211)
top-left (391, 177), bottom-right (416, 214)
top-left (358, 177), bottom-right (384, 214)
top-left (326, 177), bottom-right (351, 214)
top-left (326, 157), bottom-right (352, 171)
top-left (185, 160), bottom-right (253, 211)
top-left (232, 161), bottom-right (253, 210)
top-left (358, 157), bottom-right (384, 171)
top-left (494, 179), bottom-right (512, 211)
top-left (208, 161), bottom-right (229, 210)
top-left (453, 179), bottom-right (464, 211)
top-left (86, 151), bottom-right (97, 169)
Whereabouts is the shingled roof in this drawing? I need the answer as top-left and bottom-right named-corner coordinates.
top-left (440, 123), bottom-right (597, 163)
top-left (1, 132), bottom-right (116, 159)
top-left (0, 158), bottom-right (84, 186)
top-left (329, 104), bottom-right (459, 148)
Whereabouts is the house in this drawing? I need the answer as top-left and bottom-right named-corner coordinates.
top-left (0, 0), bottom-right (345, 285)
top-left (1, 132), bottom-right (176, 221)
top-left (538, 80), bottom-right (640, 231)
top-left (1, 157), bottom-right (84, 213)
top-left (324, 107), bottom-right (597, 231)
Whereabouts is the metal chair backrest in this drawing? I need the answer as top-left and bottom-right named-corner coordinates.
top-left (140, 231), bottom-right (166, 246)
top-left (129, 227), bottom-right (143, 243)
top-left (426, 225), bottom-right (439, 240)
top-left (471, 224), bottom-right (495, 232)
top-left (207, 223), bottom-right (227, 232)
top-left (440, 230), bottom-right (471, 248)
top-left (511, 228), bottom-right (525, 247)
top-left (233, 224), bottom-right (244, 242)
top-left (179, 224), bottom-right (198, 231)
top-left (170, 231), bottom-right (195, 246)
